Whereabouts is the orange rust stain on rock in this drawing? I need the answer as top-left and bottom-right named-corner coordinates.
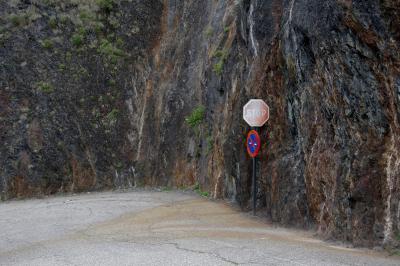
top-left (9, 175), bottom-right (37, 198)
top-left (17, 151), bottom-right (30, 177)
top-left (172, 159), bottom-right (196, 188)
top-left (270, 163), bottom-right (280, 203)
top-left (152, 0), bottom-right (169, 68)
top-left (271, 0), bottom-right (283, 33)
top-left (343, 14), bottom-right (380, 48)
top-left (10, 176), bottom-right (29, 197)
top-left (251, 40), bottom-right (286, 143)
top-left (70, 157), bottom-right (96, 192)
top-left (210, 138), bottom-right (227, 198)
top-left (27, 118), bottom-right (43, 153)
top-left (160, 61), bottom-right (175, 81)
top-left (144, 79), bottom-right (154, 99)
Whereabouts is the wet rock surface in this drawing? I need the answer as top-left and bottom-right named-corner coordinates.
top-left (0, 0), bottom-right (400, 247)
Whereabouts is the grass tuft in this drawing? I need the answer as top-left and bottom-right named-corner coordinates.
top-left (97, 39), bottom-right (125, 64)
top-left (37, 82), bottom-right (54, 93)
top-left (71, 33), bottom-right (84, 47)
top-left (212, 49), bottom-right (229, 76)
top-left (96, 0), bottom-right (115, 13)
top-left (41, 39), bottom-right (53, 49)
top-left (185, 106), bottom-right (205, 128)
top-left (194, 183), bottom-right (209, 197)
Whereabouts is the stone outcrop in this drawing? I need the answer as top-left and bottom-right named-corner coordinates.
top-left (0, 0), bottom-right (399, 247)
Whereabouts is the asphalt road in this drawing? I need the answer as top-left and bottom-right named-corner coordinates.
top-left (0, 190), bottom-right (399, 266)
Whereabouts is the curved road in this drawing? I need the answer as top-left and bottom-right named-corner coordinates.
top-left (0, 190), bottom-right (399, 266)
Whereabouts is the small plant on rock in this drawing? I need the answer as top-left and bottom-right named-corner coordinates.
top-left (48, 16), bottom-right (57, 29)
top-left (97, 39), bottom-right (125, 64)
top-left (96, 0), bottom-right (115, 13)
top-left (212, 49), bottom-right (229, 76)
top-left (213, 61), bottom-right (224, 76)
top-left (106, 108), bottom-right (119, 123)
top-left (37, 82), bottom-right (54, 93)
top-left (193, 183), bottom-right (209, 197)
top-left (185, 106), bottom-right (205, 128)
top-left (41, 39), bottom-right (53, 49)
top-left (71, 33), bottom-right (84, 47)
top-left (205, 27), bottom-right (213, 37)
top-left (9, 13), bottom-right (28, 27)
top-left (58, 63), bottom-right (66, 71)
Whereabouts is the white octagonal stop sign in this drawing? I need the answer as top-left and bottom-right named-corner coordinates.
top-left (243, 99), bottom-right (270, 127)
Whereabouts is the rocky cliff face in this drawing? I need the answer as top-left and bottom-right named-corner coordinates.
top-left (1, 0), bottom-right (399, 248)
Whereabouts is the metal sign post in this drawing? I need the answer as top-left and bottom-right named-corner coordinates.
top-left (252, 146), bottom-right (257, 216)
top-left (243, 100), bottom-right (270, 215)
top-left (247, 129), bottom-right (260, 216)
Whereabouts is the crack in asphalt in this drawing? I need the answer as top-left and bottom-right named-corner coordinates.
top-left (164, 242), bottom-right (240, 265)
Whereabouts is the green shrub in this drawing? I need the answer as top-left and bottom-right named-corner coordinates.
top-left (0, 32), bottom-right (10, 45)
top-left (9, 14), bottom-right (28, 27)
top-left (185, 106), bottom-right (205, 128)
top-left (58, 63), bottom-right (66, 71)
top-left (396, 232), bottom-right (400, 241)
top-left (213, 60), bottom-right (224, 76)
top-left (161, 186), bottom-right (172, 192)
top-left (108, 17), bottom-right (120, 29)
top-left (102, 108), bottom-right (119, 127)
top-left (212, 49), bottom-right (229, 76)
top-left (41, 39), bottom-right (53, 49)
top-left (42, 0), bottom-right (56, 6)
top-left (48, 16), bottom-right (57, 29)
top-left (200, 191), bottom-right (209, 197)
top-left (71, 33), bottom-right (84, 47)
top-left (78, 67), bottom-right (89, 77)
top-left (96, 0), bottom-right (115, 12)
top-left (59, 15), bottom-right (68, 25)
top-left (213, 49), bottom-right (228, 59)
top-left (66, 52), bottom-right (72, 62)
top-left (193, 183), bottom-right (209, 197)
top-left (114, 161), bottom-right (123, 169)
top-left (79, 10), bottom-right (96, 22)
top-left (94, 22), bottom-right (105, 34)
top-left (78, 27), bottom-right (86, 35)
top-left (37, 82), bottom-right (54, 93)
top-left (106, 108), bottom-right (119, 122)
top-left (204, 27), bottom-right (213, 37)
top-left (97, 39), bottom-right (124, 64)
top-left (107, 79), bottom-right (116, 86)
top-left (116, 37), bottom-right (124, 47)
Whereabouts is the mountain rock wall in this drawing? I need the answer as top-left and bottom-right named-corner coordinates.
top-left (1, 0), bottom-right (399, 247)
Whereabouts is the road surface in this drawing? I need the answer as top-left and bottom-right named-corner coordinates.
top-left (0, 190), bottom-right (399, 266)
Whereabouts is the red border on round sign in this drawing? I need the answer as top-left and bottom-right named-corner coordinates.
top-left (246, 130), bottom-right (260, 158)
